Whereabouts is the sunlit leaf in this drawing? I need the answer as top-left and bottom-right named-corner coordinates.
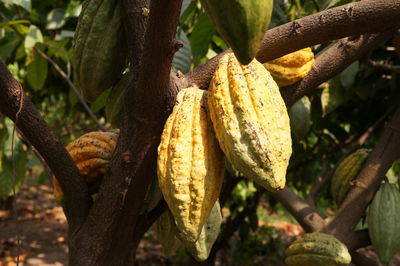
top-left (46, 8), bottom-right (67, 30)
top-left (190, 13), bottom-right (215, 64)
top-left (24, 25), bottom-right (43, 53)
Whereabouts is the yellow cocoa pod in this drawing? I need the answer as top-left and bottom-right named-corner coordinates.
top-left (208, 53), bottom-right (292, 192)
top-left (263, 48), bottom-right (314, 87)
top-left (157, 86), bottom-right (224, 243)
top-left (182, 201), bottom-right (222, 262)
top-left (52, 131), bottom-right (118, 202)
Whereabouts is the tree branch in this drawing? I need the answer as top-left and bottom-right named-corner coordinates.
top-left (322, 103), bottom-right (400, 247)
top-left (271, 187), bottom-right (326, 232)
top-left (282, 31), bottom-right (396, 107)
top-left (363, 58), bottom-right (400, 74)
top-left (188, 0), bottom-right (400, 90)
top-left (257, 0), bottom-right (400, 62)
top-left (0, 60), bottom-right (90, 229)
top-left (69, 1), bottom-right (184, 265)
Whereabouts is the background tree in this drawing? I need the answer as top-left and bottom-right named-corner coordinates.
top-left (0, 0), bottom-right (400, 265)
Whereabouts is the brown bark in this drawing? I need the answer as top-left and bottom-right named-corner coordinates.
top-left (68, 1), bottom-right (184, 265)
top-left (271, 188), bottom-right (326, 232)
top-left (0, 60), bottom-right (90, 230)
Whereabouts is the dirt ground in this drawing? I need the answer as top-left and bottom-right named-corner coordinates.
top-left (1, 185), bottom-right (399, 266)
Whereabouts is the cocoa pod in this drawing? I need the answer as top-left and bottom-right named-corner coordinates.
top-left (264, 48), bottom-right (314, 87)
top-left (200, 0), bottom-right (273, 65)
top-left (330, 149), bottom-right (370, 206)
top-left (285, 233), bottom-right (351, 266)
top-left (289, 96), bottom-right (311, 141)
top-left (208, 53), bottom-right (292, 192)
top-left (157, 87), bottom-right (224, 243)
top-left (367, 182), bottom-right (400, 264)
top-left (52, 131), bottom-right (118, 202)
top-left (182, 201), bottom-right (222, 262)
top-left (72, 0), bottom-right (127, 102)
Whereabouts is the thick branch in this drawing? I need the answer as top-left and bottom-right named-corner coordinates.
top-left (257, 0), bottom-right (400, 62)
top-left (282, 31), bottom-right (396, 107)
top-left (323, 104), bottom-right (400, 247)
top-left (0, 60), bottom-right (90, 229)
top-left (69, 1), bottom-right (183, 265)
top-left (271, 187), bottom-right (325, 232)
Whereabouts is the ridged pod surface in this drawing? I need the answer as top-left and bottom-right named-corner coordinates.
top-left (183, 201), bottom-right (222, 262)
top-left (330, 149), bottom-right (370, 205)
top-left (285, 233), bottom-right (351, 266)
top-left (263, 48), bottom-right (314, 87)
top-left (155, 201), bottom-right (222, 260)
top-left (157, 87), bottom-right (224, 243)
top-left (208, 53), bottom-right (291, 192)
top-left (52, 131), bottom-right (118, 202)
top-left (367, 183), bottom-right (400, 264)
top-left (200, 0), bottom-right (273, 65)
top-left (154, 210), bottom-right (183, 257)
top-left (72, 0), bottom-right (127, 102)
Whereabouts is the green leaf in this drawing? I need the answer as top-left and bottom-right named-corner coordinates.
top-left (2, 0), bottom-right (31, 12)
top-left (68, 88), bottom-right (79, 106)
top-left (24, 25), bottom-right (43, 54)
top-left (180, 0), bottom-right (193, 16)
top-left (0, 37), bottom-right (20, 61)
top-left (321, 76), bottom-right (347, 116)
top-left (46, 8), bottom-right (67, 30)
top-left (26, 50), bottom-right (48, 91)
top-left (66, 1), bottom-right (82, 18)
top-left (340, 61), bottom-right (359, 88)
top-left (91, 88), bottom-right (111, 113)
top-left (190, 13), bottom-right (215, 64)
top-left (173, 29), bottom-right (192, 73)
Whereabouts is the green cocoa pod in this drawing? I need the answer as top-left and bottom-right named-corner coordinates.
top-left (154, 210), bottom-right (183, 257)
top-left (73, 0), bottom-right (127, 102)
top-left (180, 201), bottom-right (222, 262)
top-left (367, 183), bottom-right (400, 264)
top-left (285, 233), bottom-right (351, 266)
top-left (200, 0), bottom-right (273, 65)
top-left (330, 149), bottom-right (370, 206)
top-left (105, 73), bottom-right (130, 128)
top-left (289, 96), bottom-right (311, 140)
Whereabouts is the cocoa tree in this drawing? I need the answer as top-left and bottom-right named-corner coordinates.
top-left (0, 0), bottom-right (400, 265)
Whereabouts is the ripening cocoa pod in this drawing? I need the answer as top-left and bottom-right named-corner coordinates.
top-left (208, 53), bottom-right (292, 192)
top-left (157, 87), bottom-right (224, 243)
top-left (367, 183), bottom-right (400, 264)
top-left (285, 233), bottom-right (351, 266)
top-left (182, 201), bottom-right (222, 262)
top-left (52, 131), bottom-right (118, 202)
top-left (72, 0), bottom-right (127, 102)
top-left (289, 96), bottom-right (311, 141)
top-left (330, 149), bottom-right (370, 206)
top-left (264, 48), bottom-right (314, 87)
top-left (154, 210), bottom-right (183, 257)
top-left (200, 0), bottom-right (273, 65)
